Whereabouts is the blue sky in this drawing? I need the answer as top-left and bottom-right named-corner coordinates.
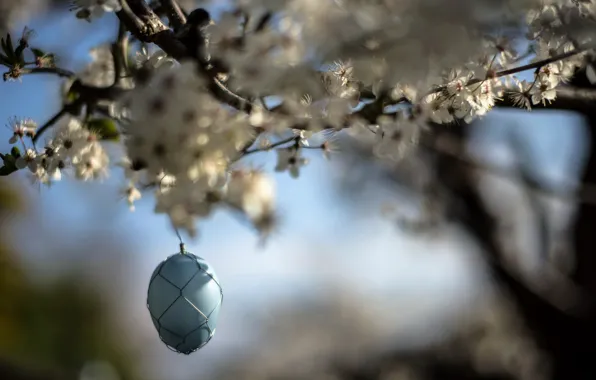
top-left (0, 7), bottom-right (589, 380)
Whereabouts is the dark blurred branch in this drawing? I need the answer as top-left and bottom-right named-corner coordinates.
top-left (495, 86), bottom-right (596, 113)
top-left (332, 350), bottom-right (512, 380)
top-left (423, 132), bottom-right (596, 206)
top-left (31, 81), bottom-right (127, 143)
top-left (505, 128), bottom-right (551, 263)
top-left (0, 358), bottom-right (73, 380)
top-left (571, 111), bottom-right (596, 300)
top-left (433, 124), bottom-right (596, 380)
top-left (31, 106), bottom-right (69, 144)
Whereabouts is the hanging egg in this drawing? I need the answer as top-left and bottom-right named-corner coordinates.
top-left (147, 251), bottom-right (223, 354)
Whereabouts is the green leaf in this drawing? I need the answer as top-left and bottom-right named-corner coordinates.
top-left (0, 149), bottom-right (19, 176)
top-left (0, 53), bottom-right (9, 67)
top-left (0, 37), bottom-right (6, 55)
top-left (66, 90), bottom-right (79, 103)
top-left (3, 33), bottom-right (16, 63)
top-left (6, 34), bottom-right (13, 52)
top-left (14, 43), bottom-right (26, 64)
top-left (0, 165), bottom-right (17, 176)
top-left (0, 37), bottom-right (11, 64)
top-left (14, 34), bottom-right (29, 65)
top-left (86, 118), bottom-right (120, 141)
top-left (9, 147), bottom-right (20, 158)
top-left (63, 80), bottom-right (80, 103)
top-left (30, 48), bottom-right (45, 58)
top-left (2, 155), bottom-right (16, 167)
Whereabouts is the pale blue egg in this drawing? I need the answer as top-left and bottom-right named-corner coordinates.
top-left (147, 252), bottom-right (223, 354)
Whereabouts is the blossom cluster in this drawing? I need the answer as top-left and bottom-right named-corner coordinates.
top-left (3, 0), bottom-right (596, 239)
top-left (119, 60), bottom-right (271, 236)
top-left (6, 116), bottom-right (109, 184)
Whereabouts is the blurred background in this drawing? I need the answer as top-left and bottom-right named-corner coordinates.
top-left (0, 1), bottom-right (591, 380)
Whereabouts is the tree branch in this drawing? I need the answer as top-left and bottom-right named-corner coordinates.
top-left (115, 0), bottom-right (254, 111)
top-left (20, 67), bottom-right (75, 78)
top-left (111, 21), bottom-right (130, 84)
top-left (430, 49), bottom-right (587, 94)
top-left (495, 49), bottom-right (587, 78)
top-left (424, 131), bottom-right (596, 206)
top-left (116, 0), bottom-right (188, 60)
top-left (161, 0), bottom-right (187, 32)
top-left (495, 86), bottom-right (596, 113)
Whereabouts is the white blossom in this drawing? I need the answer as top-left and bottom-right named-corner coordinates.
top-left (122, 182), bottom-right (142, 211)
top-left (15, 148), bottom-right (37, 172)
top-left (80, 45), bottom-right (115, 87)
top-left (71, 0), bottom-right (121, 21)
top-left (6, 117), bottom-right (37, 144)
top-left (120, 60), bottom-right (256, 236)
top-left (373, 115), bottom-right (424, 162)
top-left (24, 116), bottom-right (112, 186)
top-left (72, 143), bottom-right (109, 181)
top-left (226, 168), bottom-right (276, 224)
top-left (274, 147), bottom-right (308, 178)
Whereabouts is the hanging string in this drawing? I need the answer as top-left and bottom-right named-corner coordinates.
top-left (174, 226), bottom-right (185, 254)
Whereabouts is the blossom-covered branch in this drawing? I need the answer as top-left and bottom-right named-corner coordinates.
top-left (2, 0), bottom-right (596, 240)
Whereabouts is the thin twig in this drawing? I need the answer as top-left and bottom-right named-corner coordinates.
top-left (432, 48), bottom-right (588, 94)
top-left (495, 49), bottom-right (586, 78)
top-left (31, 107), bottom-right (69, 144)
top-left (242, 136), bottom-right (298, 157)
top-left (21, 67), bottom-right (74, 78)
